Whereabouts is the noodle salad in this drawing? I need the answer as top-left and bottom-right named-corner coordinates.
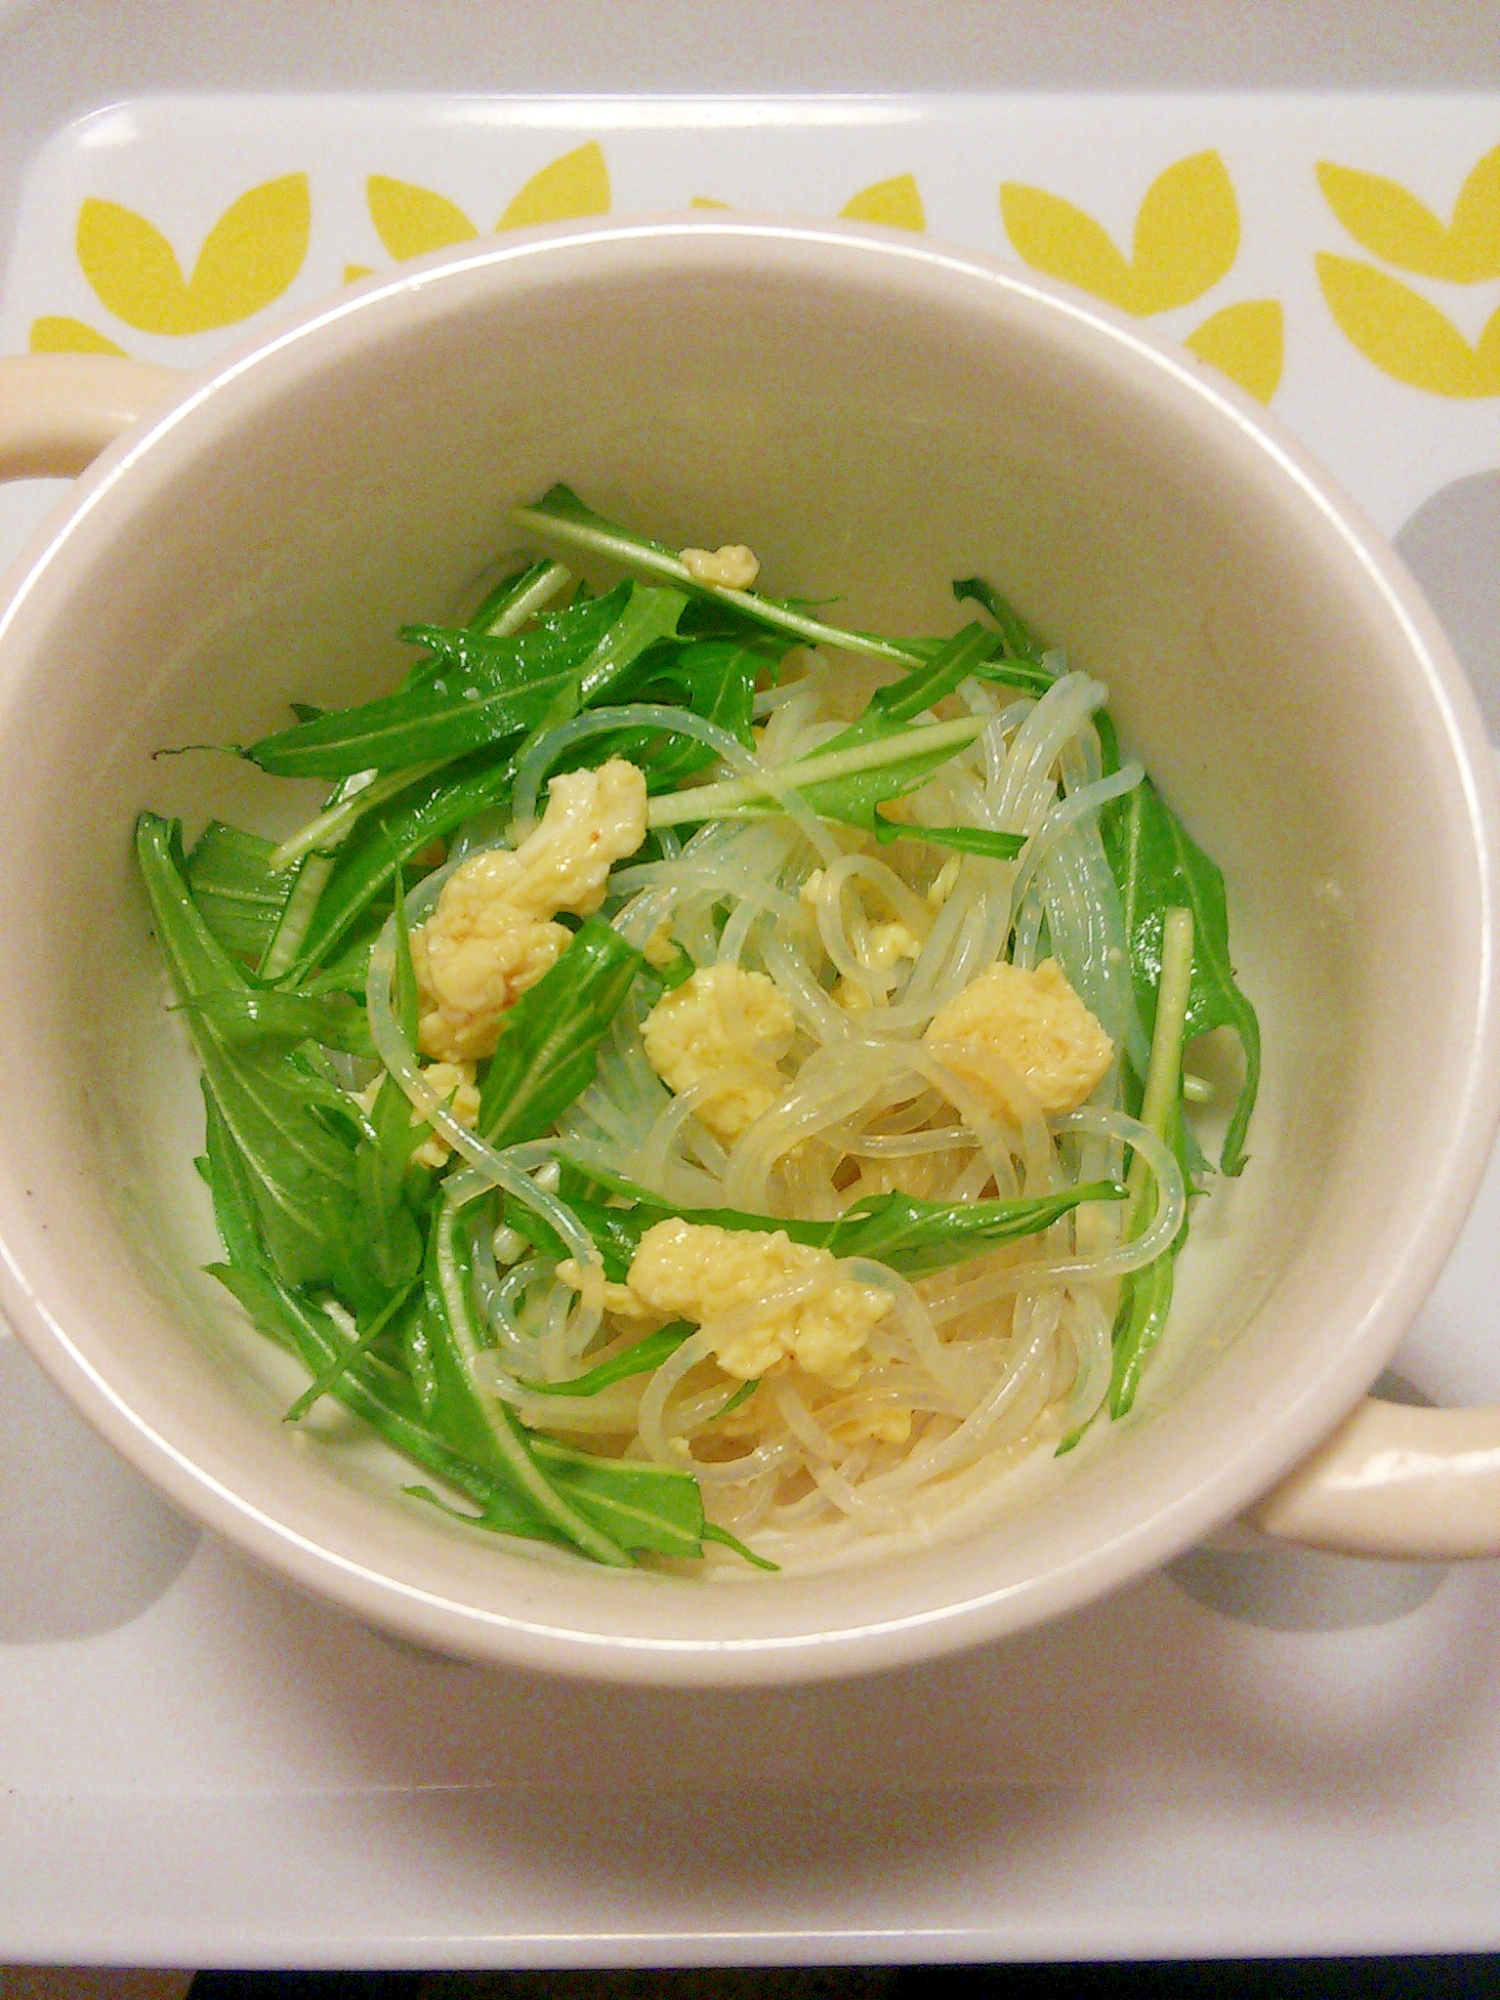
top-left (137, 486), bottom-right (1260, 1574)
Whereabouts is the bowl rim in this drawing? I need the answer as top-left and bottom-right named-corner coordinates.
top-left (1, 212), bottom-right (1497, 1685)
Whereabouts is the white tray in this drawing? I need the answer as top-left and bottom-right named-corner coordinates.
top-left (4, 80), bottom-right (1500, 1970)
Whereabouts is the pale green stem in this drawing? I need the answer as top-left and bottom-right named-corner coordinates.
top-left (268, 757), bottom-right (448, 874)
top-left (645, 715), bottom-right (987, 829)
top-left (1126, 905), bottom-right (1195, 1212)
top-left (485, 560), bottom-right (572, 636)
top-left (510, 502), bottom-right (922, 666)
top-left (258, 852), bottom-right (336, 981)
top-left (436, 1197), bottom-right (630, 1567)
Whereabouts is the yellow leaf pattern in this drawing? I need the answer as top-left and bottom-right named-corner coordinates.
top-left (1001, 151), bottom-right (1239, 316)
top-left (839, 175), bottom-right (925, 232)
top-left (343, 263), bottom-right (374, 284)
top-left (497, 143), bottom-right (610, 231)
top-left (366, 176), bottom-right (477, 263)
top-left (1185, 300), bottom-right (1284, 402)
top-left (1316, 253), bottom-right (1500, 397)
top-left (1317, 149), bottom-right (1500, 284)
top-left (690, 197), bottom-right (731, 210)
top-left (76, 175), bottom-right (310, 335)
top-left (29, 314), bottom-right (126, 356)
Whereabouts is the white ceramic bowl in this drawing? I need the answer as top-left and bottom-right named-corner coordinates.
top-left (0, 217), bottom-right (1497, 1685)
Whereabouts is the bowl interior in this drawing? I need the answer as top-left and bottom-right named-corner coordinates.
top-left (0, 222), bottom-right (1489, 1682)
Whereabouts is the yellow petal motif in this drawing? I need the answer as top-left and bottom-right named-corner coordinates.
top-left (839, 175), bottom-right (925, 233)
top-left (29, 315), bottom-right (126, 356)
top-left (1001, 151), bottom-right (1239, 316)
top-left (77, 175), bottom-right (310, 336)
top-left (1317, 149), bottom-right (1500, 284)
top-left (366, 177), bottom-right (477, 262)
top-left (343, 263), bottom-right (375, 284)
top-left (1316, 253), bottom-right (1500, 397)
top-left (497, 143), bottom-right (610, 231)
top-left (690, 197), bottom-right (731, 210)
top-left (1184, 299), bottom-right (1284, 403)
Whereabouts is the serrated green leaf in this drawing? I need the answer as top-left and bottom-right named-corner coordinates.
top-left (541, 1162), bottom-right (1121, 1278)
top-left (516, 1319), bottom-right (695, 1395)
top-left (1100, 762), bottom-right (1261, 1174)
top-left (181, 987), bottom-right (375, 1056)
top-left (184, 821), bottom-right (295, 960)
top-left (874, 814), bottom-right (1026, 859)
top-left (477, 918), bottom-right (645, 1144)
top-left (249, 582), bottom-right (684, 777)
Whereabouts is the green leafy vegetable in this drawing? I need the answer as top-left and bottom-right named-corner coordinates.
top-left (425, 1194), bottom-right (632, 1564)
top-left (512, 483), bottom-right (922, 666)
top-left (1108, 906), bottom-right (1195, 1418)
top-left (283, 746), bottom-right (516, 980)
top-left (1099, 720), bottom-right (1260, 1175)
top-left (184, 821), bottom-right (295, 960)
top-left (536, 1161), bottom-right (1123, 1279)
top-left (139, 814), bottom-right (363, 1295)
top-left (477, 918), bottom-right (645, 1144)
top-left (646, 715), bottom-right (986, 831)
top-left (529, 1436), bottom-right (707, 1559)
top-left (180, 988), bottom-right (374, 1057)
top-left (874, 814), bottom-right (1026, 860)
top-left (249, 582), bottom-right (684, 777)
top-left (516, 1321), bottom-right (696, 1397)
top-left (467, 557), bottom-right (572, 636)
top-left (952, 575), bottom-right (1054, 682)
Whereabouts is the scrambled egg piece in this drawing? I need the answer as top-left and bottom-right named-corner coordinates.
top-left (679, 543), bottom-right (761, 590)
top-left (833, 1407), bottom-right (913, 1446)
top-left (924, 957), bottom-right (1113, 1122)
top-left (356, 1061), bottom-right (479, 1170)
top-left (624, 1219), bottom-right (892, 1387)
top-left (641, 962), bottom-right (795, 1143)
top-left (642, 921), bottom-right (679, 970)
top-left (834, 919), bottom-right (922, 1014)
top-left (410, 758), bottom-right (647, 1062)
top-left (554, 1259), bottom-right (656, 1320)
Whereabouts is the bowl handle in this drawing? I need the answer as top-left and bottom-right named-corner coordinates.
top-left (0, 353), bottom-right (185, 479)
top-left (1252, 1399), bottom-right (1500, 1560)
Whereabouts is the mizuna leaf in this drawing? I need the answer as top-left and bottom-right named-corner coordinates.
top-left (284, 747), bottom-right (517, 979)
top-left (512, 484), bottom-right (923, 667)
top-left (528, 1437), bottom-right (705, 1558)
top-left (137, 814), bottom-right (364, 1292)
top-left (785, 623), bottom-right (998, 832)
top-left (873, 814), bottom-right (1025, 860)
top-left (542, 1163), bottom-right (1122, 1278)
top-left (950, 576), bottom-right (1052, 676)
top-left (1100, 767), bottom-right (1261, 1174)
top-left (516, 1321), bottom-right (696, 1396)
top-left (181, 988), bottom-right (374, 1057)
top-left (477, 919), bottom-right (645, 1144)
top-left (247, 581), bottom-right (678, 776)
top-left (184, 821), bottom-right (296, 960)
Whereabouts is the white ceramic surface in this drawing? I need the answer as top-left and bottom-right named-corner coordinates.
top-left (0, 215), bottom-right (1495, 1687)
